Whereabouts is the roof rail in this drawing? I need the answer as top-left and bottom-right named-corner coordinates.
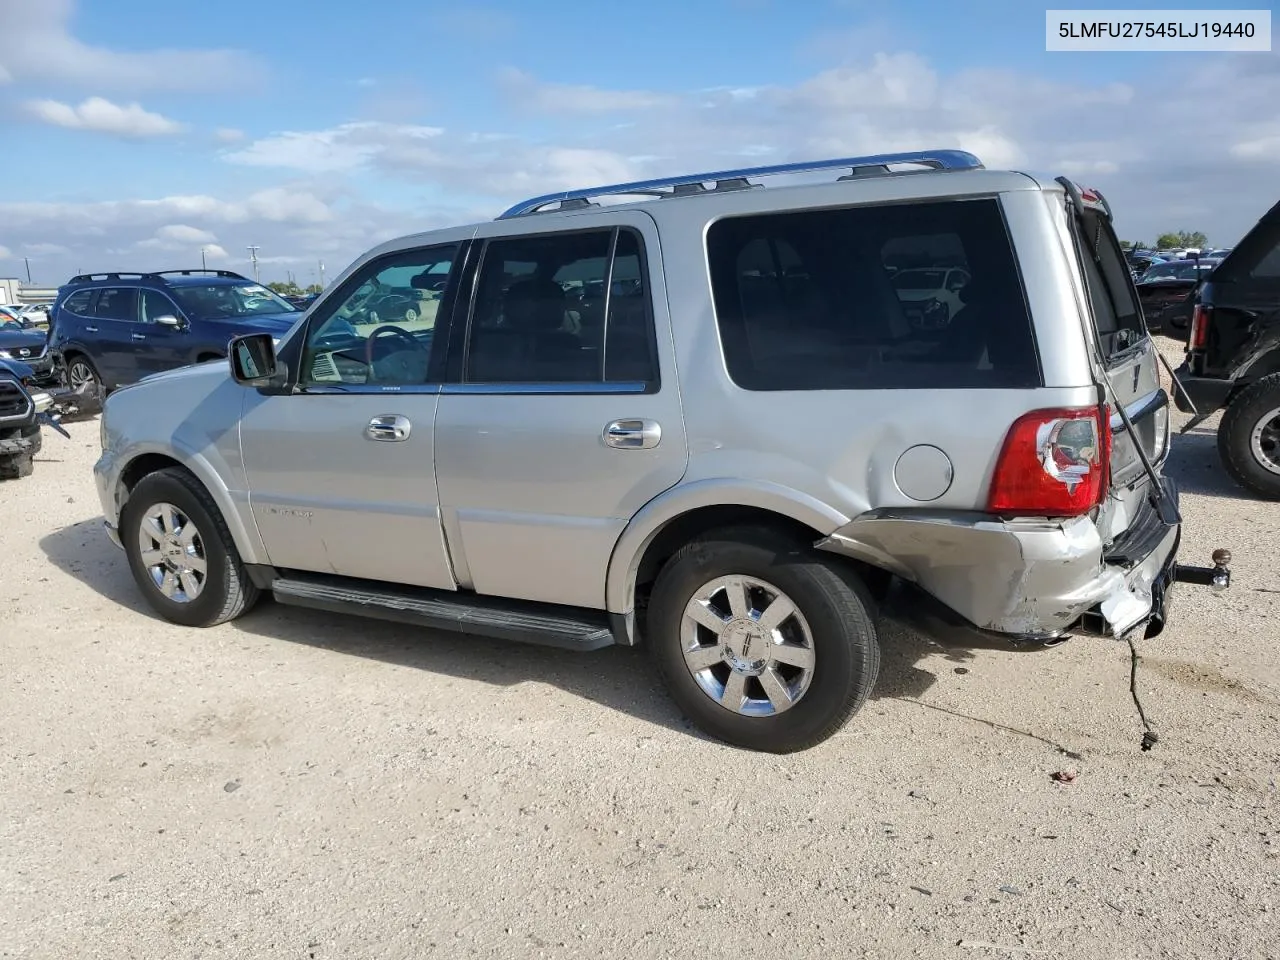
top-left (67, 271), bottom-right (158, 284)
top-left (152, 269), bottom-right (251, 280)
top-left (497, 149), bottom-right (984, 219)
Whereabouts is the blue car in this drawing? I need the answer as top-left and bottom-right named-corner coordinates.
top-left (47, 269), bottom-right (303, 395)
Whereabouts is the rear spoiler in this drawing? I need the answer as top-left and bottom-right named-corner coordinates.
top-left (1057, 177), bottom-right (1113, 220)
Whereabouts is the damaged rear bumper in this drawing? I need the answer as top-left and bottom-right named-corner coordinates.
top-left (818, 477), bottom-right (1220, 644)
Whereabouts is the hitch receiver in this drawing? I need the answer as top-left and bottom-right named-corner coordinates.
top-left (1173, 548), bottom-right (1232, 593)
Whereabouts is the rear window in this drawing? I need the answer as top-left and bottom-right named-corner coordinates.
top-left (706, 198), bottom-right (1040, 391)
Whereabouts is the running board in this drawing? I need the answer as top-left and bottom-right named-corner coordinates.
top-left (270, 574), bottom-right (617, 651)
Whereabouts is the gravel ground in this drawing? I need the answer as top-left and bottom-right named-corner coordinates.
top-left (2, 340), bottom-right (1278, 959)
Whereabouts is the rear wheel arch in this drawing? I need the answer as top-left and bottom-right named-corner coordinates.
top-left (609, 496), bottom-right (892, 641)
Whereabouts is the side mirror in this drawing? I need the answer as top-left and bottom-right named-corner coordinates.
top-left (229, 333), bottom-right (280, 386)
top-left (155, 314), bottom-right (184, 328)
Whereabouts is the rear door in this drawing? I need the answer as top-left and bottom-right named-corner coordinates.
top-left (87, 286), bottom-right (141, 387)
top-left (432, 211), bottom-right (688, 610)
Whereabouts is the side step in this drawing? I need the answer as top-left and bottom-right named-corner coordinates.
top-left (270, 574), bottom-right (617, 651)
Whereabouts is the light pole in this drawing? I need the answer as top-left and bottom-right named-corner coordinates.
top-left (247, 245), bottom-right (260, 283)
top-left (201, 247), bottom-right (207, 270)
top-left (24, 257), bottom-right (32, 283)
top-left (318, 259), bottom-right (325, 289)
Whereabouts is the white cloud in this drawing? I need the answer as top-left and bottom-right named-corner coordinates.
top-left (223, 122), bottom-right (443, 174)
top-left (24, 96), bottom-right (184, 137)
top-left (215, 127), bottom-right (246, 143)
top-left (497, 67), bottom-right (675, 113)
top-left (0, 245), bottom-right (11, 260)
top-left (157, 224), bottom-right (219, 244)
top-left (0, 0), bottom-right (262, 92)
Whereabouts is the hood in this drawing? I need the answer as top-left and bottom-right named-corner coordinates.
top-left (226, 312), bottom-right (302, 335)
top-left (0, 328), bottom-right (47, 356)
top-left (0, 356), bottom-right (37, 380)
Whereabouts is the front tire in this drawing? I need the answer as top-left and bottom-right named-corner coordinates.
top-left (647, 526), bottom-right (881, 753)
top-left (1217, 373), bottom-right (1280, 500)
top-left (120, 467), bottom-right (262, 627)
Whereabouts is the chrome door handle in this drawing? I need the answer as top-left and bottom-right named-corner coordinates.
top-left (603, 418), bottom-right (661, 449)
top-left (84, 325), bottom-right (98, 332)
top-left (365, 414), bottom-right (411, 442)
top-left (131, 333), bottom-right (146, 341)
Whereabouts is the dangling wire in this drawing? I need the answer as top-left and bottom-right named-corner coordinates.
top-left (1126, 632), bottom-right (1159, 751)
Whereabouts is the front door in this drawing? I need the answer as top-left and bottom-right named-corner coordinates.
top-left (238, 235), bottom-right (472, 589)
top-left (433, 212), bottom-right (688, 610)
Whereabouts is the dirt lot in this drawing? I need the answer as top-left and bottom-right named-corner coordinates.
top-left (3, 344), bottom-right (1278, 959)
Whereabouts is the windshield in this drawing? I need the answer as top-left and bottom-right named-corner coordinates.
top-left (1, 319), bottom-right (25, 332)
top-left (170, 282), bottom-right (297, 319)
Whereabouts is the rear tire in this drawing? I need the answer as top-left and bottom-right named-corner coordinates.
top-left (1217, 373), bottom-right (1280, 500)
top-left (646, 525), bottom-right (881, 753)
top-left (121, 467), bottom-right (262, 627)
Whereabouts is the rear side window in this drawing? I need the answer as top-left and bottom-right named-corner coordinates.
top-left (93, 287), bottom-right (138, 322)
top-left (463, 226), bottom-right (659, 386)
top-left (706, 198), bottom-right (1040, 391)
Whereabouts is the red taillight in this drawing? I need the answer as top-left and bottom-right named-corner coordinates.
top-left (1188, 303), bottom-right (1212, 351)
top-left (988, 406), bottom-right (1112, 517)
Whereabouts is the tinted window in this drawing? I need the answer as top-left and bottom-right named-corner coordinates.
top-left (707, 198), bottom-right (1039, 391)
top-left (1250, 243), bottom-right (1280, 279)
top-left (300, 243), bottom-right (460, 387)
top-left (62, 290), bottom-right (95, 315)
top-left (93, 288), bottom-right (138, 322)
top-left (464, 227), bottom-right (657, 385)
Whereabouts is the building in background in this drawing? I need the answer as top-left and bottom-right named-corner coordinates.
top-left (0, 279), bottom-right (58, 306)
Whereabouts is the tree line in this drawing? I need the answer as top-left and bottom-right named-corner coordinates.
top-left (266, 280), bottom-right (323, 296)
top-left (1119, 230), bottom-right (1210, 252)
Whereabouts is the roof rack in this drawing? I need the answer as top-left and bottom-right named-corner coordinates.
top-left (497, 149), bottom-right (984, 219)
top-left (152, 269), bottom-right (251, 280)
top-left (67, 271), bottom-right (157, 284)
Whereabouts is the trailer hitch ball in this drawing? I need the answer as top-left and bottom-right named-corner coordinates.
top-left (1211, 549), bottom-right (1231, 592)
top-left (1173, 548), bottom-right (1233, 593)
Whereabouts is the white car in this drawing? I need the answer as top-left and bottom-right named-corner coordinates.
top-left (889, 266), bottom-right (970, 326)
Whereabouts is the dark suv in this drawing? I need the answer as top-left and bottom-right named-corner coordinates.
top-left (1174, 199), bottom-right (1280, 499)
top-left (48, 269), bottom-right (301, 395)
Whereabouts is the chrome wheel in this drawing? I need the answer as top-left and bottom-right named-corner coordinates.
top-left (136, 502), bottom-right (209, 603)
top-left (404, 307), bottom-right (418, 323)
top-left (680, 575), bottom-right (816, 717)
top-left (67, 360), bottom-right (96, 389)
top-left (1249, 405), bottom-right (1280, 476)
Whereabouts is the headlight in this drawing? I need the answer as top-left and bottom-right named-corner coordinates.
top-left (28, 391), bottom-right (53, 413)
top-left (0, 350), bottom-right (11, 359)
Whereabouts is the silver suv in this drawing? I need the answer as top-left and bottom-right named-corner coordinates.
top-left (93, 149), bottom-right (1231, 753)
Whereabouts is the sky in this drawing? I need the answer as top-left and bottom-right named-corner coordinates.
top-left (0, 0), bottom-right (1277, 287)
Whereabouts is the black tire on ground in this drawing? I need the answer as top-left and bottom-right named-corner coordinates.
top-left (646, 525), bottom-right (881, 754)
top-left (1217, 372), bottom-right (1280, 501)
top-left (120, 466), bottom-right (263, 627)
